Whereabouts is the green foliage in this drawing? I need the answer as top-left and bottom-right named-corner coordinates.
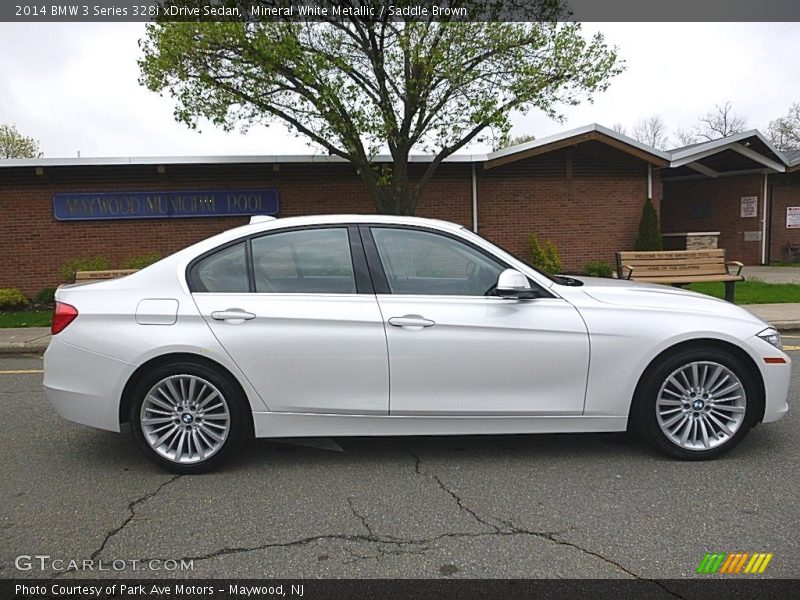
top-left (688, 281), bottom-right (800, 304)
top-left (122, 251), bottom-right (162, 270)
top-left (584, 260), bottom-right (613, 278)
top-left (139, 13), bottom-right (623, 214)
top-left (0, 288), bottom-right (29, 310)
top-left (59, 256), bottom-right (112, 282)
top-left (33, 287), bottom-right (56, 305)
top-left (528, 235), bottom-right (562, 274)
top-left (494, 132), bottom-right (536, 151)
top-left (0, 310), bottom-right (51, 328)
top-left (0, 123), bottom-right (42, 159)
top-left (634, 198), bottom-right (663, 251)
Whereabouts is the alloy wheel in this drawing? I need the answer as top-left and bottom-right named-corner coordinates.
top-left (655, 361), bottom-right (747, 451)
top-left (140, 374), bottom-right (231, 464)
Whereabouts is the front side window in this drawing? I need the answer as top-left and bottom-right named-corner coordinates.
top-left (189, 242), bottom-right (249, 293)
top-left (251, 228), bottom-right (357, 293)
top-left (371, 228), bottom-right (506, 296)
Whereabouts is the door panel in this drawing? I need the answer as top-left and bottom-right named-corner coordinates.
top-left (194, 294), bottom-right (389, 414)
top-left (189, 225), bottom-right (388, 415)
top-left (378, 295), bottom-right (589, 415)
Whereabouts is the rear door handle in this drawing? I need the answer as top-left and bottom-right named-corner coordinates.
top-left (388, 315), bottom-right (435, 329)
top-left (210, 309), bottom-right (256, 322)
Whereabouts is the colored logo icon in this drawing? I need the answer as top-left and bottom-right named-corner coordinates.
top-left (697, 552), bottom-right (773, 574)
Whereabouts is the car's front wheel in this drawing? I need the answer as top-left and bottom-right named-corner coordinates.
top-left (129, 360), bottom-right (250, 473)
top-left (634, 347), bottom-right (760, 460)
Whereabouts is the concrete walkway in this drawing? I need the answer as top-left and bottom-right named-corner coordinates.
top-left (1, 303), bottom-right (799, 355)
top-left (742, 266), bottom-right (800, 284)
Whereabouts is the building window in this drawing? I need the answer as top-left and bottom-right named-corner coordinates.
top-left (690, 201), bottom-right (711, 219)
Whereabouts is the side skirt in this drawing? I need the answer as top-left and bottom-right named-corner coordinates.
top-left (252, 412), bottom-right (628, 439)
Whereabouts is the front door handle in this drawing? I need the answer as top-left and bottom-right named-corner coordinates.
top-left (388, 315), bottom-right (436, 329)
top-left (210, 308), bottom-right (256, 323)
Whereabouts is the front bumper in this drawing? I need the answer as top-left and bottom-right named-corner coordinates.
top-left (43, 336), bottom-right (135, 432)
top-left (745, 334), bottom-right (791, 423)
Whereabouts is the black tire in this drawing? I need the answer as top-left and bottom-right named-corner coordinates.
top-left (129, 359), bottom-right (251, 474)
top-left (633, 346), bottom-right (760, 460)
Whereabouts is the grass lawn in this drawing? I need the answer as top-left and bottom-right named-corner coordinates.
top-left (688, 281), bottom-right (800, 304)
top-left (0, 310), bottom-right (52, 328)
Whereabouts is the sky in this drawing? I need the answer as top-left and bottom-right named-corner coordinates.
top-left (1, 22), bottom-right (798, 158)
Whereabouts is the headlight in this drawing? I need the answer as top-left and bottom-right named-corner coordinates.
top-left (757, 327), bottom-right (782, 349)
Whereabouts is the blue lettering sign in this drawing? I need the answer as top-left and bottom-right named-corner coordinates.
top-left (53, 190), bottom-right (279, 221)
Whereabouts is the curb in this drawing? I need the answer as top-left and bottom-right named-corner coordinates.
top-left (0, 339), bottom-right (50, 355)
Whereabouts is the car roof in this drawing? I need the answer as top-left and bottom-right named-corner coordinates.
top-left (230, 214), bottom-right (465, 236)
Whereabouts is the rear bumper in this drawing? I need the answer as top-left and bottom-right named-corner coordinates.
top-left (43, 336), bottom-right (134, 432)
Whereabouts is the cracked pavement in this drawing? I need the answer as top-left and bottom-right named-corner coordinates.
top-left (1, 353), bottom-right (799, 580)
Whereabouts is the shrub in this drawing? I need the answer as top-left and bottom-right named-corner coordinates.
top-left (122, 251), bottom-right (162, 270)
top-left (584, 260), bottom-right (614, 278)
top-left (528, 234), bottom-right (562, 274)
top-left (0, 288), bottom-right (29, 310)
top-left (33, 287), bottom-right (56, 305)
top-left (59, 256), bottom-right (112, 282)
top-left (634, 198), bottom-right (663, 251)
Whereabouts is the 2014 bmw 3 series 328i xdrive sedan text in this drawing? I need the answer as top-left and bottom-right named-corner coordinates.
top-left (44, 215), bottom-right (791, 473)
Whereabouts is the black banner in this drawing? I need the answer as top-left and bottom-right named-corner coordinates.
top-left (4, 579), bottom-right (800, 600)
top-left (2, 0), bottom-right (800, 22)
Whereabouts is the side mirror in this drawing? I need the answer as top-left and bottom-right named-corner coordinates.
top-left (496, 269), bottom-right (535, 299)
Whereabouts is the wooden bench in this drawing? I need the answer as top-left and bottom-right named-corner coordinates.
top-left (74, 269), bottom-right (138, 283)
top-left (615, 249), bottom-right (744, 302)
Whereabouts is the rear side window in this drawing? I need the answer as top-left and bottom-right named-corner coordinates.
top-left (189, 242), bottom-right (249, 293)
top-left (251, 228), bottom-right (357, 294)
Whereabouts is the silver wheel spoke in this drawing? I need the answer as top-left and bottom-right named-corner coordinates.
top-left (712, 404), bottom-right (745, 414)
top-left (656, 360), bottom-right (746, 452)
top-left (141, 374), bottom-right (231, 465)
top-left (147, 394), bottom-right (175, 412)
top-left (142, 416), bottom-right (175, 425)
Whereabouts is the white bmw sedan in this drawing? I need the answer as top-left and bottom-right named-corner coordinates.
top-left (44, 215), bottom-right (790, 472)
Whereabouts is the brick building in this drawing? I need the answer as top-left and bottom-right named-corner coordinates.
top-left (1, 124), bottom-right (798, 296)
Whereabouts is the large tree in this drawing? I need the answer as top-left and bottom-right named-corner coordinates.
top-left (694, 101), bottom-right (748, 141)
top-left (766, 102), bottom-right (800, 152)
top-left (632, 115), bottom-right (669, 150)
top-left (0, 123), bottom-right (42, 159)
top-left (139, 1), bottom-right (622, 214)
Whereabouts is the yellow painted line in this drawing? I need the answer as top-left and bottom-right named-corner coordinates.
top-left (783, 345), bottom-right (800, 351)
top-left (0, 369), bottom-right (43, 374)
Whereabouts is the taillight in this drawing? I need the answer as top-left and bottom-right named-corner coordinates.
top-left (51, 302), bottom-right (78, 335)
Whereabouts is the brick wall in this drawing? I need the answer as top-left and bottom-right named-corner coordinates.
top-left (769, 173), bottom-right (800, 262)
top-left (661, 174), bottom-right (765, 265)
top-left (0, 162), bottom-right (473, 295)
top-left (0, 145), bottom-right (657, 296)
top-left (477, 141), bottom-right (661, 273)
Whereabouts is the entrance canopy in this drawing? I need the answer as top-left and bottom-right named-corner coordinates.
top-left (664, 131), bottom-right (787, 180)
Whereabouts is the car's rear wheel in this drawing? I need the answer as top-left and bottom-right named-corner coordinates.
top-left (129, 360), bottom-right (250, 473)
top-left (635, 347), bottom-right (759, 460)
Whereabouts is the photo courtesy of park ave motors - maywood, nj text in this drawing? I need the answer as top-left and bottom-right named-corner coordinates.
top-left (1, 1), bottom-right (800, 598)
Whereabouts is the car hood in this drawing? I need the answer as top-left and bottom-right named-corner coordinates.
top-left (560, 276), bottom-right (768, 326)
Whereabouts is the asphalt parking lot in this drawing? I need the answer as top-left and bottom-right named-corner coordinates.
top-left (1, 347), bottom-right (798, 581)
